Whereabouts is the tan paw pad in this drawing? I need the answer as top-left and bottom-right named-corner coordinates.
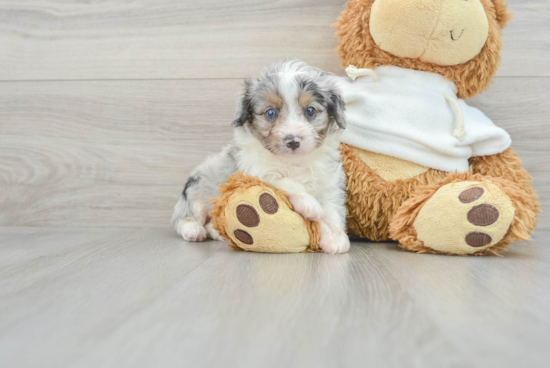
top-left (414, 181), bottom-right (515, 255)
top-left (224, 187), bottom-right (311, 253)
top-left (459, 187), bottom-right (485, 203)
top-left (234, 229), bottom-right (254, 245)
top-left (467, 204), bottom-right (499, 226)
top-left (465, 232), bottom-right (492, 248)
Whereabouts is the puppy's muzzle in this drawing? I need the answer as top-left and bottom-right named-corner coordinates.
top-left (284, 135), bottom-right (301, 151)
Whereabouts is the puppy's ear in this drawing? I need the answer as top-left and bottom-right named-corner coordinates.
top-left (327, 91), bottom-right (346, 129)
top-left (232, 78), bottom-right (254, 127)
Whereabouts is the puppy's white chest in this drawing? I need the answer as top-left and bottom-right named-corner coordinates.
top-left (285, 166), bottom-right (319, 191)
top-left (239, 156), bottom-right (330, 196)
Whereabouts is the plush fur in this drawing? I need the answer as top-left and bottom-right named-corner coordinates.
top-left (341, 143), bottom-right (539, 255)
top-left (334, 0), bottom-right (513, 98)
top-left (340, 143), bottom-right (448, 241)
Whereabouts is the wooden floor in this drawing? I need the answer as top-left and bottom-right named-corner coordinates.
top-left (0, 227), bottom-right (548, 368)
top-left (1, 0), bottom-right (549, 367)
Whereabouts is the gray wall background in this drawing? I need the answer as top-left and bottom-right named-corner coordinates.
top-left (0, 0), bottom-right (548, 229)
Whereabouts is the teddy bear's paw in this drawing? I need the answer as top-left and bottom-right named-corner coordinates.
top-left (319, 222), bottom-right (351, 255)
top-left (414, 181), bottom-right (515, 255)
top-left (287, 192), bottom-right (324, 222)
top-left (178, 219), bottom-right (207, 242)
top-left (222, 186), bottom-right (313, 253)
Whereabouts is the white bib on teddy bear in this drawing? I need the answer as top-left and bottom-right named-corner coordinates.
top-left (337, 65), bottom-right (511, 173)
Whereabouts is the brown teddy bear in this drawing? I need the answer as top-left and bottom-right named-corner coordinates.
top-left (335, 0), bottom-right (539, 255)
top-left (211, 0), bottom-right (539, 255)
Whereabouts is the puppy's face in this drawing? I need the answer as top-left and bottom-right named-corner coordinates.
top-left (233, 60), bottom-right (346, 156)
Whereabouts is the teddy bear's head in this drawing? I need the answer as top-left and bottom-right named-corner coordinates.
top-left (334, 0), bottom-right (512, 98)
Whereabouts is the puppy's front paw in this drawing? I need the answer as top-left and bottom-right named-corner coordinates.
top-left (287, 193), bottom-right (323, 222)
top-left (319, 222), bottom-right (350, 254)
top-left (179, 220), bottom-right (207, 242)
top-left (205, 222), bottom-right (221, 241)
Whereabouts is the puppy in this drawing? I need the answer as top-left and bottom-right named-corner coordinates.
top-left (172, 59), bottom-right (350, 254)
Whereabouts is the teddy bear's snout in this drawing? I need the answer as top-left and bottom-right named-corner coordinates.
top-left (369, 0), bottom-right (489, 66)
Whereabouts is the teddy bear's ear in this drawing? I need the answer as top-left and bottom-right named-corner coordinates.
top-left (490, 0), bottom-right (513, 29)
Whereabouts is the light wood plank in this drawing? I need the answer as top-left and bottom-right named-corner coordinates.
top-left (0, 227), bottom-right (548, 367)
top-left (0, 228), bottom-right (225, 367)
top-left (0, 0), bottom-right (548, 81)
top-left (357, 237), bottom-right (550, 368)
top-left (0, 227), bottom-right (123, 269)
top-left (1, 77), bottom-right (548, 228)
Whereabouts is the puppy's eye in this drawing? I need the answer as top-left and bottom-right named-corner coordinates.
top-left (305, 106), bottom-right (317, 118)
top-left (265, 109), bottom-right (277, 121)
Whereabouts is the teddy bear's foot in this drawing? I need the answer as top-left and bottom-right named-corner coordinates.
top-left (210, 173), bottom-right (321, 253)
top-left (388, 171), bottom-right (538, 255)
top-left (412, 181), bottom-right (515, 254)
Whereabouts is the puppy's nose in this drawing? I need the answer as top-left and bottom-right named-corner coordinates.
top-left (284, 135), bottom-right (301, 150)
top-left (287, 141), bottom-right (300, 150)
